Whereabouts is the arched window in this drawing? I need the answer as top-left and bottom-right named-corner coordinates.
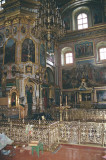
top-left (77, 13), bottom-right (88, 30)
top-left (61, 47), bottom-right (74, 66)
top-left (99, 47), bottom-right (106, 61)
top-left (72, 7), bottom-right (91, 31)
top-left (65, 52), bottom-right (73, 64)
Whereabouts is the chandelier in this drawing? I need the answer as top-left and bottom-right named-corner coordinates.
top-left (32, 0), bottom-right (66, 53)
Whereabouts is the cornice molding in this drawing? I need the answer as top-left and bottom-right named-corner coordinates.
top-left (59, 24), bottom-right (106, 43)
top-left (61, 0), bottom-right (102, 14)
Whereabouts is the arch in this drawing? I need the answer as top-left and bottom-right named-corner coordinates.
top-left (61, 47), bottom-right (73, 66)
top-left (96, 41), bottom-right (106, 62)
top-left (4, 38), bottom-right (16, 64)
top-left (72, 6), bottom-right (92, 30)
top-left (21, 38), bottom-right (35, 63)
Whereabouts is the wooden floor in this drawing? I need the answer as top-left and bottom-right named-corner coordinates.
top-left (0, 144), bottom-right (105, 160)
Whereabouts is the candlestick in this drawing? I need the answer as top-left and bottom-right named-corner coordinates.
top-left (19, 105), bottom-right (20, 119)
top-left (60, 96), bottom-right (62, 106)
top-left (66, 96), bottom-right (67, 106)
top-left (23, 108), bottom-right (24, 123)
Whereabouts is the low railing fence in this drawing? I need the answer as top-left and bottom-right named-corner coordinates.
top-left (59, 121), bottom-right (106, 147)
top-left (0, 120), bottom-right (105, 150)
top-left (46, 108), bottom-right (106, 122)
top-left (0, 120), bottom-right (59, 151)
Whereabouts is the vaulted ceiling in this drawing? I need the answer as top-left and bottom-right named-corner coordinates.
top-left (55, 0), bottom-right (71, 8)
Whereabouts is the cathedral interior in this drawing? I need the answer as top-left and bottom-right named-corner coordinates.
top-left (0, 0), bottom-right (106, 160)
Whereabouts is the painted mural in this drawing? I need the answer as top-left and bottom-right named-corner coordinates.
top-left (21, 38), bottom-right (35, 62)
top-left (75, 41), bottom-right (93, 58)
top-left (40, 43), bottom-right (46, 67)
top-left (93, 6), bottom-right (102, 25)
top-left (63, 14), bottom-right (70, 30)
top-left (4, 39), bottom-right (16, 64)
top-left (62, 64), bottom-right (106, 89)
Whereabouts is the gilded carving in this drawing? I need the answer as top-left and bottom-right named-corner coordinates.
top-left (12, 18), bottom-right (20, 24)
top-left (21, 25), bottom-right (26, 34)
top-left (4, 20), bottom-right (12, 26)
top-left (20, 36), bottom-right (37, 64)
top-left (0, 32), bottom-right (4, 47)
top-left (13, 26), bottom-right (17, 35)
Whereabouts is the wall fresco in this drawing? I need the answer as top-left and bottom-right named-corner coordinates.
top-left (93, 6), bottom-right (102, 25)
top-left (62, 64), bottom-right (106, 89)
top-left (75, 41), bottom-right (93, 58)
top-left (63, 14), bottom-right (70, 30)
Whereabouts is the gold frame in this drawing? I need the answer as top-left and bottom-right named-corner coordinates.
top-left (3, 37), bottom-right (18, 65)
top-left (8, 86), bottom-right (19, 108)
top-left (20, 36), bottom-right (38, 64)
top-left (94, 87), bottom-right (106, 103)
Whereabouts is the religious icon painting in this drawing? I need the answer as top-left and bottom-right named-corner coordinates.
top-left (13, 26), bottom-right (17, 35)
top-left (0, 32), bottom-right (4, 47)
top-left (5, 28), bottom-right (10, 37)
top-left (26, 65), bottom-right (32, 74)
top-left (21, 25), bottom-right (26, 34)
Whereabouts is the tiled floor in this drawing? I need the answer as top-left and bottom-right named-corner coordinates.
top-left (0, 144), bottom-right (106, 160)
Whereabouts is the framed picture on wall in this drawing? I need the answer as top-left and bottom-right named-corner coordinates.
top-left (96, 90), bottom-right (106, 103)
top-left (26, 65), bottom-right (32, 74)
top-left (75, 41), bottom-right (93, 59)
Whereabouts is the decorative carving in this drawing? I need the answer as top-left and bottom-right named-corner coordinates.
top-left (13, 26), bottom-right (17, 35)
top-left (0, 33), bottom-right (4, 47)
top-left (21, 25), bottom-right (26, 34)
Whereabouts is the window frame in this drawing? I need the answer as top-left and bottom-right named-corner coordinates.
top-left (77, 12), bottom-right (88, 30)
top-left (64, 52), bottom-right (74, 65)
top-left (98, 47), bottom-right (106, 62)
top-left (72, 7), bottom-right (91, 31)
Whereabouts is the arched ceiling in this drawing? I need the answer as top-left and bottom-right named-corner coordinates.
top-left (55, 0), bottom-right (71, 8)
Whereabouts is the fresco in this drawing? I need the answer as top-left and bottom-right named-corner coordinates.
top-left (40, 43), bottom-right (46, 67)
top-left (22, 38), bottom-right (35, 62)
top-left (93, 6), bottom-right (102, 25)
top-left (62, 64), bottom-right (106, 89)
top-left (75, 41), bottom-right (93, 58)
top-left (63, 14), bottom-right (70, 30)
top-left (4, 39), bottom-right (16, 64)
